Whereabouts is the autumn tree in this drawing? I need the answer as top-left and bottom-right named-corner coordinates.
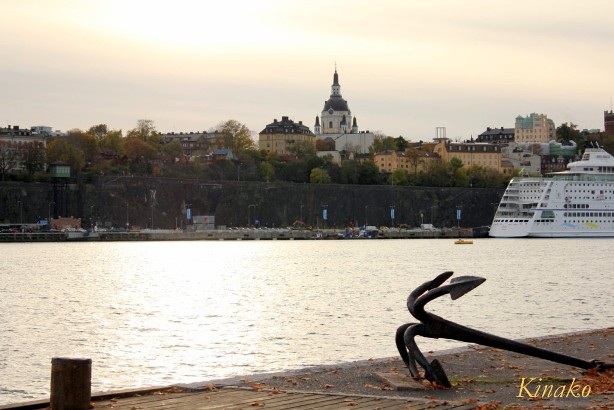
top-left (87, 124), bottom-right (108, 142)
top-left (127, 119), bottom-right (160, 145)
top-left (65, 129), bottom-right (99, 164)
top-left (215, 120), bottom-right (255, 153)
top-left (46, 138), bottom-right (86, 173)
top-left (124, 137), bottom-right (158, 161)
top-left (101, 130), bottom-right (125, 156)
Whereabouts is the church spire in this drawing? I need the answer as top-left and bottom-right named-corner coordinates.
top-left (331, 65), bottom-right (341, 96)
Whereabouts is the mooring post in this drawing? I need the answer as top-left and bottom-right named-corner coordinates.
top-left (50, 357), bottom-right (91, 410)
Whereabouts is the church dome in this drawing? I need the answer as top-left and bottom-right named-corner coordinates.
top-left (323, 96), bottom-right (350, 113)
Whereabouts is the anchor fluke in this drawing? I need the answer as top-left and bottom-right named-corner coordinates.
top-left (448, 276), bottom-right (486, 300)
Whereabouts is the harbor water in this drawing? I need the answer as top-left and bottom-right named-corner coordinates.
top-left (1, 238), bottom-right (613, 405)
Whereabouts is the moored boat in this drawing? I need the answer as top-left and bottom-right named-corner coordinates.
top-left (490, 146), bottom-right (614, 237)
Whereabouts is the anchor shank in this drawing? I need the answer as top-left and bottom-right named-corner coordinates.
top-left (440, 322), bottom-right (596, 370)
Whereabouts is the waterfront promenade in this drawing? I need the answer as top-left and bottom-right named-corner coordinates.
top-left (1, 328), bottom-right (611, 409)
top-left (0, 226), bottom-right (477, 242)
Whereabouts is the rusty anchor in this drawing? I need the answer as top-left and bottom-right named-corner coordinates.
top-left (395, 271), bottom-right (612, 388)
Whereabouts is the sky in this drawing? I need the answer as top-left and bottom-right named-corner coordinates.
top-left (2, 0), bottom-right (614, 142)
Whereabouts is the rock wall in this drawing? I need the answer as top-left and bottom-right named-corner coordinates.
top-left (0, 177), bottom-right (504, 229)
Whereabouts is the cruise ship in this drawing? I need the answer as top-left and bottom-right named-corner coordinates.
top-left (489, 146), bottom-right (614, 237)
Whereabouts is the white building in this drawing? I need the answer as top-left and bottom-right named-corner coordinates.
top-left (314, 68), bottom-right (374, 154)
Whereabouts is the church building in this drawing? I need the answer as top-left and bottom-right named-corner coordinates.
top-left (314, 68), bottom-right (374, 154)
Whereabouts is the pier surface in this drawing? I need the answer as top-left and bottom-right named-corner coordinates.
top-left (1, 328), bottom-right (611, 409)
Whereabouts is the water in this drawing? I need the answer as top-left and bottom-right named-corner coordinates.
top-left (0, 238), bottom-right (612, 405)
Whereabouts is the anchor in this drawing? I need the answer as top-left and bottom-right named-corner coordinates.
top-left (395, 271), bottom-right (613, 388)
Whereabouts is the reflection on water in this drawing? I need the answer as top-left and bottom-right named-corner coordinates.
top-left (1, 239), bottom-right (612, 404)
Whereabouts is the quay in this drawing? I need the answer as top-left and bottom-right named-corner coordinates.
top-left (0, 227), bottom-right (479, 242)
top-left (1, 328), bottom-right (611, 409)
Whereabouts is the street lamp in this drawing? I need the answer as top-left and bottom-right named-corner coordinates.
top-left (389, 205), bottom-right (395, 227)
top-left (365, 205), bottom-right (370, 228)
top-left (248, 204), bottom-right (257, 227)
top-left (48, 201), bottom-right (54, 229)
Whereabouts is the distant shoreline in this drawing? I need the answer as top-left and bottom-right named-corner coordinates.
top-left (0, 226), bottom-right (479, 242)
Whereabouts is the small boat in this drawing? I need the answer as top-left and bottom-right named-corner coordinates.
top-left (454, 239), bottom-right (473, 245)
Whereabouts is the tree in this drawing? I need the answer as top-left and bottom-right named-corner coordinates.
top-left (160, 140), bottom-right (182, 158)
top-left (406, 146), bottom-right (424, 174)
top-left (310, 168), bottom-right (331, 183)
top-left (259, 161), bottom-right (275, 182)
top-left (124, 137), bottom-right (158, 161)
top-left (0, 141), bottom-right (18, 180)
top-left (101, 130), bottom-right (125, 156)
top-left (289, 140), bottom-right (316, 159)
top-left (316, 137), bottom-right (336, 151)
top-left (215, 119), bottom-right (255, 153)
top-left (127, 119), bottom-right (160, 145)
top-left (22, 141), bottom-right (46, 177)
top-left (358, 160), bottom-right (381, 184)
top-left (556, 122), bottom-right (584, 151)
top-left (395, 136), bottom-right (408, 152)
top-left (65, 129), bottom-right (98, 164)
top-left (390, 169), bottom-right (409, 185)
top-left (87, 124), bottom-right (108, 142)
top-left (340, 159), bottom-right (360, 184)
top-left (46, 139), bottom-right (86, 173)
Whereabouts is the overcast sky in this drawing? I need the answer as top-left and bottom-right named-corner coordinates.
top-left (2, 0), bottom-right (613, 141)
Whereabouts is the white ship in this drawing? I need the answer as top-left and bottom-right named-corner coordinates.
top-left (490, 146), bottom-right (614, 237)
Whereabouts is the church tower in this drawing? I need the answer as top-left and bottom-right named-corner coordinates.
top-left (318, 68), bottom-right (353, 135)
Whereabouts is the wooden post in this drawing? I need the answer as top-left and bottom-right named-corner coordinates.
top-left (50, 357), bottom-right (91, 410)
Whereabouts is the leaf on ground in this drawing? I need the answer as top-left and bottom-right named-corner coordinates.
top-left (580, 368), bottom-right (614, 394)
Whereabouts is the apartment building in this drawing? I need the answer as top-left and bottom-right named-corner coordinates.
top-left (259, 116), bottom-right (315, 156)
top-left (514, 113), bottom-right (556, 143)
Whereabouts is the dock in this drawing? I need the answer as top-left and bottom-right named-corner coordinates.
top-left (0, 385), bottom-right (479, 410)
top-left (0, 227), bottom-right (478, 242)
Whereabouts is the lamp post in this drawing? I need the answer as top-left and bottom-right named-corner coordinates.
top-left (48, 201), bottom-right (54, 229)
top-left (365, 205), bottom-right (370, 228)
top-left (248, 204), bottom-right (257, 227)
top-left (126, 202), bottom-right (129, 230)
top-left (390, 205), bottom-right (395, 227)
top-left (90, 205), bottom-right (95, 231)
